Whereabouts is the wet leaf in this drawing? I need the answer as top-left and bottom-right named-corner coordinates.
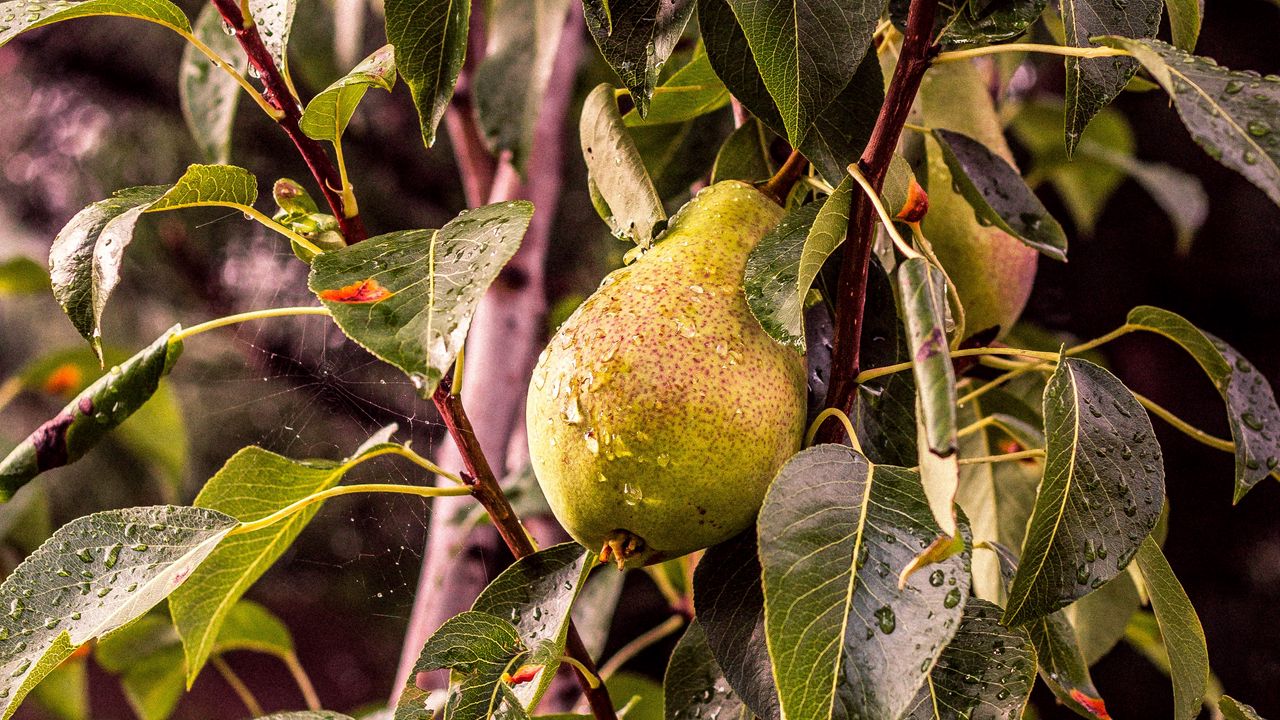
top-left (938, 0), bottom-right (1050, 49)
top-left (1003, 358), bottom-right (1165, 626)
top-left (0, 0), bottom-right (190, 47)
top-left (663, 621), bottom-right (750, 720)
top-left (300, 44), bottom-right (396, 143)
top-left (396, 611), bottom-right (528, 720)
top-left (1028, 609), bottom-right (1111, 719)
top-left (0, 330), bottom-right (182, 501)
top-left (932, 129), bottom-right (1067, 261)
top-left (309, 201), bottom-right (533, 396)
top-left (1060, 0), bottom-right (1161, 154)
top-left (852, 258), bottom-right (919, 467)
top-left (759, 445), bottom-right (969, 720)
top-left (1062, 570), bottom-right (1142, 665)
top-left (582, 0), bottom-right (694, 117)
top-left (0, 506), bottom-right (237, 720)
top-left (1133, 537), bottom-right (1208, 720)
top-left (384, 0), bottom-right (469, 148)
top-left (579, 84), bottom-right (666, 247)
top-left (1125, 306), bottom-right (1280, 501)
top-left (624, 47), bottom-right (730, 128)
top-left (902, 599), bottom-right (1037, 720)
top-left (1220, 696), bottom-right (1267, 720)
top-left (247, 0), bottom-right (297, 83)
top-left (179, 4), bottom-right (247, 164)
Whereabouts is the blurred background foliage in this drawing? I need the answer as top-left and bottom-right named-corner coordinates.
top-left (0, 0), bottom-right (1278, 718)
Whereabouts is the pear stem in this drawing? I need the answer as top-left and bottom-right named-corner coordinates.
top-left (760, 148), bottom-right (809, 204)
top-left (822, 0), bottom-right (940, 445)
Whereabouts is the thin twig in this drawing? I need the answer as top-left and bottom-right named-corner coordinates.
top-left (283, 652), bottom-right (323, 711)
top-left (208, 0), bottom-right (367, 243)
top-left (820, 0), bottom-right (940, 444)
top-left (211, 655), bottom-right (265, 717)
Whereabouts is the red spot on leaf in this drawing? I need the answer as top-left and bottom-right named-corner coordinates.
top-left (502, 664), bottom-right (542, 686)
top-left (1069, 689), bottom-right (1111, 719)
top-left (42, 363), bottom-right (83, 396)
top-left (998, 439), bottom-right (1023, 455)
top-left (319, 278), bottom-right (393, 304)
top-left (895, 179), bottom-right (930, 223)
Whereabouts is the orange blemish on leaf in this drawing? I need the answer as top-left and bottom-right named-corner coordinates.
top-left (501, 664), bottom-right (542, 686)
top-left (895, 179), bottom-right (930, 223)
top-left (42, 363), bottom-right (83, 396)
top-left (1069, 689), bottom-right (1111, 719)
top-left (999, 439), bottom-right (1024, 455)
top-left (318, 278), bottom-right (393, 304)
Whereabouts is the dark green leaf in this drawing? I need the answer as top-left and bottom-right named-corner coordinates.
top-left (396, 610), bottom-right (528, 720)
top-left (300, 44), bottom-right (396, 143)
top-left (1221, 696), bottom-right (1267, 720)
top-left (0, 257), bottom-right (49, 296)
top-left (759, 445), bottom-right (969, 720)
top-left (630, 108), bottom-right (733, 200)
top-left (179, 4), bottom-right (246, 164)
top-left (1125, 306), bottom-right (1280, 501)
top-left (663, 621), bottom-right (750, 720)
top-left (723, 0), bottom-right (881, 145)
top-left (624, 46), bottom-right (730, 127)
top-left (1163, 0), bottom-right (1201, 51)
top-left (0, 0), bottom-right (191, 47)
top-left (711, 119), bottom-right (775, 185)
top-left (473, 0), bottom-right (571, 171)
top-left (699, 0), bottom-right (882, 183)
top-left (903, 599), bottom-right (1037, 720)
top-left (1003, 358), bottom-right (1165, 626)
top-left (0, 330), bottom-right (182, 500)
top-left (932, 129), bottom-right (1068, 261)
top-left (384, 0), bottom-right (469, 148)
top-left (1062, 571), bottom-right (1142, 665)
top-left (309, 201), bottom-right (533, 396)
top-left (1133, 537), bottom-right (1208, 720)
top-left (939, 0), bottom-right (1050, 49)
top-left (582, 0), bottom-right (694, 118)
top-left (692, 530), bottom-right (779, 720)
top-left (579, 84), bottom-right (667, 246)
top-left (1060, 0), bottom-right (1161, 154)
top-left (1028, 610), bottom-right (1111, 719)
top-left (0, 506), bottom-right (237, 719)
top-left (1097, 38), bottom-right (1280, 216)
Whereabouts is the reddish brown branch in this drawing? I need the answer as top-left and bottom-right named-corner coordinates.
top-left (208, 0), bottom-right (367, 243)
top-left (431, 384), bottom-right (618, 720)
top-left (820, 0), bottom-right (940, 444)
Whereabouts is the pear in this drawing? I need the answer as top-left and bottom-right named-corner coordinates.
top-left (526, 181), bottom-right (807, 568)
top-left (918, 60), bottom-right (1038, 339)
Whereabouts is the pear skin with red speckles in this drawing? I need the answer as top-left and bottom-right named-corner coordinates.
top-left (526, 181), bottom-right (807, 568)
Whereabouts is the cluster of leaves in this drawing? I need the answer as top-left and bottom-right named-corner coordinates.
top-left (1, 0), bottom-right (1280, 718)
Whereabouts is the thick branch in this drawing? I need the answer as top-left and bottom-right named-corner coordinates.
top-left (208, 0), bottom-right (367, 243)
top-left (432, 386), bottom-right (618, 720)
top-left (820, 0), bottom-right (939, 444)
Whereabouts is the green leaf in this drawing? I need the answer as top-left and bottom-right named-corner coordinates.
top-left (0, 0), bottom-right (191, 47)
top-left (0, 505), bottom-right (237, 720)
top-left (1028, 609), bottom-right (1111, 719)
top-left (384, 0), bottom-right (469, 148)
top-left (1096, 39), bottom-right (1280, 217)
top-left (1221, 696), bottom-right (1267, 720)
top-left (0, 330), bottom-right (183, 500)
top-left (29, 654), bottom-right (86, 720)
top-left (569, 566), bottom-right (625, 662)
top-left (759, 445), bottom-right (969, 720)
top-left (49, 165), bottom-right (259, 352)
top-left (711, 120), bottom-right (775, 185)
top-left (1062, 570), bottom-right (1142, 665)
top-left (630, 109), bottom-right (732, 200)
top-left (0, 257), bottom-right (50, 297)
top-left (851, 259), bottom-right (918, 468)
top-left (309, 201), bottom-right (533, 396)
top-left (179, 4), bottom-right (246, 164)
top-left (699, 0), bottom-right (882, 183)
top-left (470, 543), bottom-right (593, 709)
top-left (1060, 0), bottom-right (1161, 154)
top-left (691, 530), bottom-right (779, 720)
top-left (723, 0), bottom-right (880, 145)
top-left (1133, 537), bottom-right (1208, 720)
top-left (932, 129), bottom-right (1068, 261)
top-left (937, 0), bottom-right (1050, 49)
top-left (247, 0), bottom-right (297, 83)
top-left (1004, 357), bottom-right (1165, 625)
top-left (579, 84), bottom-right (667, 247)
top-left (300, 45), bottom-right (396, 143)
top-left (473, 0), bottom-right (572, 171)
top-left (1163, 0), bottom-right (1201, 51)
top-left (663, 621), bottom-right (750, 720)
top-left (397, 611), bottom-right (527, 720)
top-left (902, 599), bottom-right (1037, 720)
top-left (744, 177), bottom-right (852, 352)
top-left (582, 0), bottom-right (694, 117)
top-left (1125, 306), bottom-right (1280, 501)
top-left (169, 442), bottom-right (397, 683)
top-left (624, 47), bottom-right (730, 127)
top-left (14, 344), bottom-right (188, 500)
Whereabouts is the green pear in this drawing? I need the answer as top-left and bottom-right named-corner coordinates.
top-left (919, 60), bottom-right (1038, 339)
top-left (526, 181), bottom-right (807, 568)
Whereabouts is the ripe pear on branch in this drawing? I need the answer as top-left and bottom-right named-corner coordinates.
top-left (527, 181), bottom-right (807, 568)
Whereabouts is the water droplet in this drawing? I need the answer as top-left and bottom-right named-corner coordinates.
top-left (943, 587), bottom-right (961, 608)
top-left (874, 605), bottom-right (896, 633)
top-left (622, 482), bottom-right (643, 506)
top-left (929, 569), bottom-right (945, 587)
top-left (104, 543), bottom-right (122, 569)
